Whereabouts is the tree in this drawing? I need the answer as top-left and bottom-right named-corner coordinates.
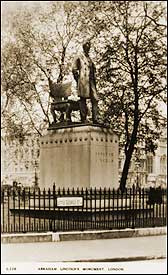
top-left (85, 1), bottom-right (167, 190)
top-left (1, 1), bottom-right (84, 139)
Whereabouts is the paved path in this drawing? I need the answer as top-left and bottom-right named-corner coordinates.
top-left (1, 235), bottom-right (166, 263)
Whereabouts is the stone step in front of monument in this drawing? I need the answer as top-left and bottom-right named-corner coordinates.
top-left (1, 227), bottom-right (166, 243)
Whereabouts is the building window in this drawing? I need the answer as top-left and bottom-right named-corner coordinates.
top-left (25, 161), bottom-right (29, 169)
top-left (20, 149), bottom-right (23, 159)
top-left (160, 155), bottom-right (166, 174)
top-left (147, 156), bottom-right (153, 173)
top-left (140, 159), bottom-right (144, 170)
top-left (119, 159), bottom-right (122, 169)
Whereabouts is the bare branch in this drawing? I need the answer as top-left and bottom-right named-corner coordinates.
top-left (139, 89), bottom-right (166, 122)
top-left (33, 83), bottom-right (50, 124)
top-left (17, 97), bottom-right (42, 136)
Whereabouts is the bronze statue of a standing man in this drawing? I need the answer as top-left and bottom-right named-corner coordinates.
top-left (72, 41), bottom-right (99, 123)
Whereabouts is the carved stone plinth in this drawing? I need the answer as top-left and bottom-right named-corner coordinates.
top-left (40, 124), bottom-right (119, 189)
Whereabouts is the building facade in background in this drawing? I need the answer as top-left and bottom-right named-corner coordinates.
top-left (119, 129), bottom-right (167, 188)
top-left (1, 134), bottom-right (40, 187)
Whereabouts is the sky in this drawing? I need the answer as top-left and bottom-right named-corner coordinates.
top-left (1, 1), bottom-right (51, 31)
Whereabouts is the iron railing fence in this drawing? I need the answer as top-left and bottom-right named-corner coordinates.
top-left (1, 185), bottom-right (167, 233)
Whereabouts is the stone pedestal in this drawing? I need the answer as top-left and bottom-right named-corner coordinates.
top-left (40, 125), bottom-right (119, 189)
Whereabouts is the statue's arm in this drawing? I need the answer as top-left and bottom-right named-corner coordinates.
top-left (72, 57), bottom-right (80, 83)
top-left (91, 62), bottom-right (97, 87)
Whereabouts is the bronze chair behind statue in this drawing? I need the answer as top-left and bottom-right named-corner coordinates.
top-left (51, 99), bottom-right (80, 123)
top-left (49, 81), bottom-right (80, 123)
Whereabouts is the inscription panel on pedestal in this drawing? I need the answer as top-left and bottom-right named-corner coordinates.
top-left (96, 151), bottom-right (114, 163)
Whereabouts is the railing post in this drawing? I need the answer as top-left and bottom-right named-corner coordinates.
top-left (18, 188), bottom-right (20, 232)
top-left (90, 188), bottom-right (93, 229)
top-left (53, 184), bottom-right (56, 232)
top-left (94, 187), bottom-right (97, 229)
top-left (28, 187), bottom-right (31, 232)
top-left (77, 187), bottom-right (79, 230)
top-left (121, 188), bottom-right (123, 228)
top-left (116, 188), bottom-right (119, 228)
top-left (72, 187), bottom-right (75, 230)
top-left (43, 188), bottom-right (46, 231)
top-left (81, 187), bottom-right (84, 231)
top-left (58, 187), bottom-right (61, 231)
top-left (162, 188), bottom-right (165, 226)
top-left (103, 188), bottom-right (106, 229)
top-left (7, 189), bottom-right (11, 233)
top-left (23, 188), bottom-right (26, 233)
top-left (2, 190), bottom-right (5, 233)
top-left (138, 187), bottom-right (141, 227)
top-left (86, 188), bottom-right (88, 230)
top-left (125, 187), bottom-right (128, 228)
top-left (142, 188), bottom-right (145, 227)
top-left (65, 187), bottom-right (71, 231)
top-left (13, 188), bottom-right (16, 233)
top-left (132, 184), bottom-right (135, 229)
top-left (99, 187), bottom-right (101, 230)
top-left (48, 188), bottom-right (51, 231)
top-left (135, 185), bottom-right (137, 228)
top-left (33, 188), bottom-right (36, 231)
top-left (38, 187), bottom-right (41, 231)
top-left (112, 188), bottom-right (115, 229)
top-left (108, 188), bottom-right (110, 229)
top-left (164, 189), bottom-right (167, 226)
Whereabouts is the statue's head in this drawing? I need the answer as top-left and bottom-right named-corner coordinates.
top-left (82, 40), bottom-right (91, 54)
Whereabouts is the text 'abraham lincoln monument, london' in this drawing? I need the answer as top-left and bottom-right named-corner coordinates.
top-left (40, 41), bottom-right (119, 190)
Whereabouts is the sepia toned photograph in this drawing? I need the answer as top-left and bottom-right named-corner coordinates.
top-left (1, 1), bottom-right (167, 274)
